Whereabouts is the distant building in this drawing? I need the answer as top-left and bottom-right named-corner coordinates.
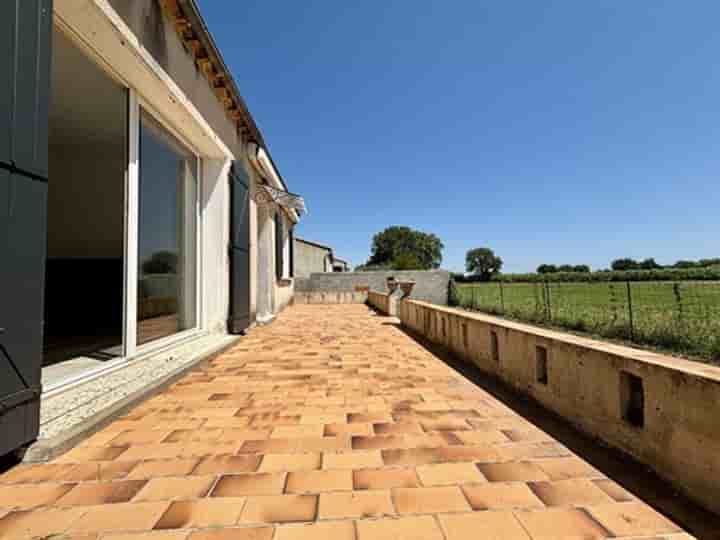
top-left (332, 257), bottom-right (351, 273)
top-left (294, 238), bottom-right (349, 277)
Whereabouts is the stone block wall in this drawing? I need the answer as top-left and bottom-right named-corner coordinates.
top-left (400, 299), bottom-right (720, 516)
top-left (295, 270), bottom-right (451, 305)
top-left (293, 291), bottom-right (368, 305)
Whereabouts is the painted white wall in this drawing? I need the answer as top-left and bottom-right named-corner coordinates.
top-left (200, 158), bottom-right (231, 333)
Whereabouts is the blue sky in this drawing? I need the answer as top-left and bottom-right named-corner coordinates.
top-left (199, 1), bottom-right (720, 273)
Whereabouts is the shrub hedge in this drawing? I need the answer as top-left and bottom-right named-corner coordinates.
top-left (453, 266), bottom-right (720, 284)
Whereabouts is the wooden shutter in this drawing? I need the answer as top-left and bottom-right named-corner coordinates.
top-left (228, 162), bottom-right (251, 334)
top-left (0, 0), bottom-right (52, 455)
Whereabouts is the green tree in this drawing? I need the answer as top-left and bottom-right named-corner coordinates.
top-left (465, 247), bottom-right (503, 281)
top-left (392, 252), bottom-right (423, 270)
top-left (573, 264), bottom-right (591, 273)
top-left (366, 226), bottom-right (444, 270)
top-left (611, 258), bottom-right (640, 271)
top-left (537, 264), bottom-right (558, 274)
top-left (558, 264), bottom-right (574, 272)
top-left (639, 258), bottom-right (661, 270)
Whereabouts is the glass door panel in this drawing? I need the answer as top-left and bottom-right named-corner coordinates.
top-left (137, 110), bottom-right (198, 346)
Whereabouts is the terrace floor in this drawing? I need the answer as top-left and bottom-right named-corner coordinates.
top-left (0, 304), bottom-right (698, 539)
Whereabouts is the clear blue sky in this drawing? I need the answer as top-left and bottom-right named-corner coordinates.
top-left (199, 1), bottom-right (720, 273)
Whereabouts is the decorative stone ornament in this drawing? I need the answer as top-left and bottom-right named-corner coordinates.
top-left (398, 280), bottom-right (416, 298)
top-left (386, 276), bottom-right (399, 294)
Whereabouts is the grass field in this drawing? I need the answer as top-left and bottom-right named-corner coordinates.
top-left (455, 281), bottom-right (720, 362)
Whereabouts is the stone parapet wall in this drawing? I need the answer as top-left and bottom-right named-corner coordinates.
top-left (367, 291), bottom-right (394, 315)
top-left (294, 270), bottom-right (451, 305)
top-left (399, 299), bottom-right (720, 516)
top-left (293, 291), bottom-right (368, 305)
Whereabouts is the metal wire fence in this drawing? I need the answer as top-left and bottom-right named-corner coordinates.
top-left (454, 281), bottom-right (720, 361)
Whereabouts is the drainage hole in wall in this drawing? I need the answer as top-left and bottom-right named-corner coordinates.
top-left (621, 371), bottom-right (645, 428)
top-left (536, 345), bottom-right (548, 385)
top-left (491, 330), bottom-right (500, 363)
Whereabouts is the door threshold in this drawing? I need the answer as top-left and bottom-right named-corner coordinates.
top-left (25, 333), bottom-right (240, 463)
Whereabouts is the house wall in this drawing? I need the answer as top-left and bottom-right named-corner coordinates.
top-left (398, 299), bottom-right (720, 516)
top-left (106, 0), bottom-right (242, 157)
top-left (294, 239), bottom-right (332, 278)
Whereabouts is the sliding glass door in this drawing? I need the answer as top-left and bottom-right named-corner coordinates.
top-left (136, 109), bottom-right (199, 346)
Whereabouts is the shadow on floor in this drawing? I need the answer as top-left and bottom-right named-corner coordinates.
top-left (387, 318), bottom-right (720, 540)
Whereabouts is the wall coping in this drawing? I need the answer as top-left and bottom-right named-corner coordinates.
top-left (405, 300), bottom-right (720, 384)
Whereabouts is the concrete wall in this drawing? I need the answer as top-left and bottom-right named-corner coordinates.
top-left (294, 239), bottom-right (331, 278)
top-left (294, 291), bottom-right (368, 305)
top-left (295, 270), bottom-right (451, 305)
top-left (399, 299), bottom-right (720, 515)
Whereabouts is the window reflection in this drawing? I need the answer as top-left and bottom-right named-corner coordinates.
top-left (137, 110), bottom-right (198, 345)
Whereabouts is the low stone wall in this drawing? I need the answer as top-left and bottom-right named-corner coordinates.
top-left (293, 291), bottom-right (368, 305)
top-left (399, 299), bottom-right (720, 515)
top-left (294, 270), bottom-right (451, 305)
top-left (367, 291), bottom-right (394, 315)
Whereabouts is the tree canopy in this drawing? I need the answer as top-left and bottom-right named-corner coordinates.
top-left (364, 226), bottom-right (444, 270)
top-left (465, 247), bottom-right (503, 280)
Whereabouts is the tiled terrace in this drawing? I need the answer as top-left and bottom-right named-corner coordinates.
top-left (0, 305), bottom-right (694, 539)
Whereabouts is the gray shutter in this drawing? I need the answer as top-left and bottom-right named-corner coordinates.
top-left (289, 227), bottom-right (295, 278)
top-left (275, 212), bottom-right (284, 280)
top-left (228, 162), bottom-right (251, 334)
top-left (0, 0), bottom-right (52, 455)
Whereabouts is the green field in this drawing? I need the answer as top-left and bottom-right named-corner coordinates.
top-left (454, 281), bottom-right (720, 362)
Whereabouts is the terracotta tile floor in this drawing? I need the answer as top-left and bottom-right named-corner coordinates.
top-left (0, 304), bottom-right (696, 539)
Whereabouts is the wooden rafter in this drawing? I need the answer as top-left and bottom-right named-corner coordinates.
top-left (157, 0), bottom-right (251, 137)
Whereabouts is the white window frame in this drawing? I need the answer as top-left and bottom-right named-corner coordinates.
top-left (130, 93), bottom-right (204, 358)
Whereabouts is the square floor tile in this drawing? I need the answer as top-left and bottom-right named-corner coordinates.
top-left (318, 490), bottom-right (394, 519)
top-left (57, 481), bottom-right (147, 506)
top-left (356, 515), bottom-right (444, 540)
top-left (439, 510), bottom-right (531, 540)
top-left (285, 470), bottom-right (352, 494)
top-left (127, 459), bottom-right (199, 480)
top-left (275, 520), bottom-right (355, 540)
top-left (528, 479), bottom-right (615, 507)
top-left (477, 462), bottom-right (549, 483)
top-left (462, 482), bottom-right (545, 510)
top-left (354, 468), bottom-right (420, 490)
top-left (132, 476), bottom-right (216, 502)
top-left (416, 462), bottom-right (486, 486)
top-left (513, 507), bottom-right (610, 539)
top-left (240, 495), bottom-right (318, 524)
top-left (188, 528), bottom-right (274, 540)
top-left (586, 502), bottom-right (683, 537)
top-left (212, 473), bottom-right (286, 497)
top-left (392, 486), bottom-right (471, 514)
top-left (0, 483), bottom-right (75, 509)
top-left (68, 502), bottom-right (170, 533)
top-left (193, 455), bottom-right (262, 475)
top-left (322, 451), bottom-right (383, 470)
top-left (154, 498), bottom-right (246, 529)
top-left (259, 454), bottom-right (321, 472)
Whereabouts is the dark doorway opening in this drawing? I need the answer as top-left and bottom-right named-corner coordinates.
top-left (42, 27), bottom-right (127, 386)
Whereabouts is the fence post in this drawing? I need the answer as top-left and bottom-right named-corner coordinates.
top-left (499, 281), bottom-right (505, 314)
top-left (673, 282), bottom-right (683, 325)
top-left (544, 281), bottom-right (552, 321)
top-left (626, 281), bottom-right (635, 341)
